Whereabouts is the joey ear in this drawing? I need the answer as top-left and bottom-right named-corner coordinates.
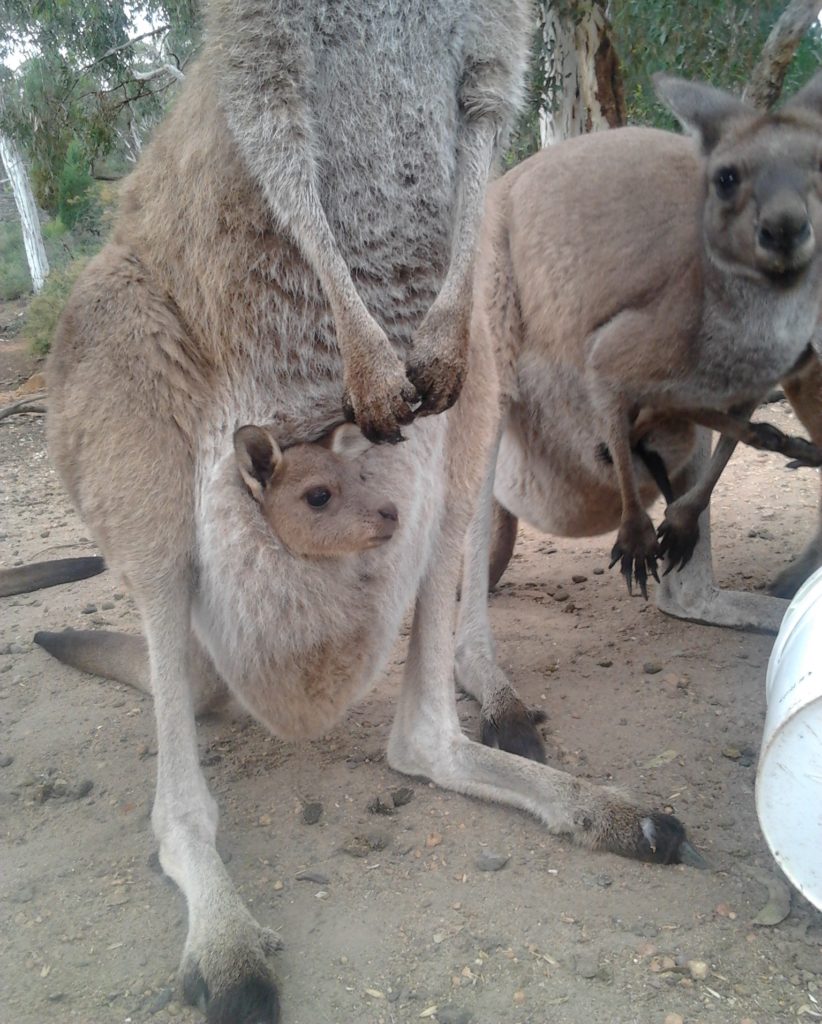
top-left (653, 73), bottom-right (752, 153)
top-left (327, 422), bottom-right (373, 460)
top-left (784, 69), bottom-right (822, 120)
top-left (233, 425), bottom-right (283, 502)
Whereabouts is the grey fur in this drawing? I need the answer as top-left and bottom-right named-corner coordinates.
top-left (39, 4), bottom-right (571, 1022)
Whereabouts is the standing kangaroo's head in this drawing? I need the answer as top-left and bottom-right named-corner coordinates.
top-left (233, 422), bottom-right (399, 557)
top-left (654, 71), bottom-right (822, 286)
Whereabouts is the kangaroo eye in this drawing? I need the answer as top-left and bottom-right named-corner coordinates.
top-left (714, 165), bottom-right (740, 199)
top-left (304, 487), bottom-right (331, 508)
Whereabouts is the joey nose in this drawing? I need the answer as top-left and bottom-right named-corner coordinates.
top-left (378, 502), bottom-right (399, 522)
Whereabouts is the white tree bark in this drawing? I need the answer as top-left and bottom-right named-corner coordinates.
top-left (0, 133), bottom-right (49, 293)
top-left (539, 0), bottom-right (625, 146)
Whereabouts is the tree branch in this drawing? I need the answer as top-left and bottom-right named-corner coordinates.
top-left (132, 63), bottom-right (184, 83)
top-left (743, 0), bottom-right (822, 109)
top-left (0, 392), bottom-right (47, 422)
top-left (79, 26), bottom-right (170, 73)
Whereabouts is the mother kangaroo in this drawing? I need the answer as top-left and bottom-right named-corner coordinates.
top-left (44, 3), bottom-right (696, 1021)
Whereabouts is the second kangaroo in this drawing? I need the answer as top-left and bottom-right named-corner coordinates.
top-left (457, 73), bottom-right (822, 759)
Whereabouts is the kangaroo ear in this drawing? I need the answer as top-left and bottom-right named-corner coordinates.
top-left (653, 73), bottom-right (752, 153)
top-left (327, 422), bottom-right (373, 460)
top-left (784, 69), bottom-right (822, 119)
top-left (234, 425), bottom-right (283, 502)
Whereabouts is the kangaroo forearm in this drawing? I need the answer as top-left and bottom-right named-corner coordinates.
top-left (212, 26), bottom-right (380, 349)
top-left (437, 124), bottom-right (497, 308)
top-left (682, 433), bottom-right (739, 511)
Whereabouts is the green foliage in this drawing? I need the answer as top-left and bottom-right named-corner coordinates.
top-left (23, 256), bottom-right (89, 355)
top-left (506, 17), bottom-right (550, 167)
top-left (0, 218), bottom-right (31, 299)
top-left (0, 169), bottom-right (111, 315)
top-left (0, 1), bottom-right (201, 213)
top-left (610, 0), bottom-right (822, 127)
top-left (57, 138), bottom-right (93, 229)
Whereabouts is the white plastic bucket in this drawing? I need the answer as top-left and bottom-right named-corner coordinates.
top-left (756, 565), bottom-right (822, 911)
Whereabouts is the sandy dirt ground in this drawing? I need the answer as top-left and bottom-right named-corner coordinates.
top-left (2, 330), bottom-right (822, 1024)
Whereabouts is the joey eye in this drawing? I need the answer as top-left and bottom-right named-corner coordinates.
top-left (714, 165), bottom-right (740, 199)
top-left (304, 487), bottom-right (332, 509)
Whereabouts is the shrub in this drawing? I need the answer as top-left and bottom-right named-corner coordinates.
top-left (57, 139), bottom-right (94, 230)
top-left (0, 220), bottom-right (32, 300)
top-left (24, 258), bottom-right (88, 356)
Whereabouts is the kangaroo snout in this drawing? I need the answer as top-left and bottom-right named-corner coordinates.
top-left (379, 502), bottom-right (399, 522)
top-left (756, 190), bottom-right (815, 276)
top-left (370, 501), bottom-right (400, 546)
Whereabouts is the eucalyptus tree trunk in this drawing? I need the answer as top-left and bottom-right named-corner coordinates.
top-left (0, 133), bottom-right (49, 293)
top-left (539, 0), bottom-right (626, 145)
top-left (744, 0), bottom-right (822, 109)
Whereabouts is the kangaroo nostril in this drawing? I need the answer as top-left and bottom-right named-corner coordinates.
top-left (379, 502), bottom-right (399, 522)
top-left (758, 215), bottom-right (811, 254)
top-left (758, 224), bottom-right (776, 250)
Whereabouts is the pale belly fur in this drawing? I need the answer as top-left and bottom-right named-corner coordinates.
top-left (494, 357), bottom-right (696, 537)
top-left (192, 409), bottom-right (448, 741)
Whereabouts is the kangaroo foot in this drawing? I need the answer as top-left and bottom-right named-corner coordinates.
top-left (769, 545), bottom-right (822, 598)
top-left (597, 805), bottom-right (707, 867)
top-left (180, 920), bottom-right (282, 1024)
top-left (610, 514), bottom-right (660, 599)
top-left (657, 578), bottom-right (787, 633)
top-left (481, 699), bottom-right (547, 764)
top-left (745, 421), bottom-right (822, 467)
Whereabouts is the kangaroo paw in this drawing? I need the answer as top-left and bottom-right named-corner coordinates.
top-left (342, 365), bottom-right (419, 444)
top-left (406, 352), bottom-right (466, 417)
top-left (657, 517), bottom-right (700, 574)
top-left (406, 303), bottom-right (469, 417)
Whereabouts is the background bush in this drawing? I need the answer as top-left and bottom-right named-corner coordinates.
top-left (0, 220), bottom-right (33, 301)
top-left (23, 257), bottom-right (89, 356)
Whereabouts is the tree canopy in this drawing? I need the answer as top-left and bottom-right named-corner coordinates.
top-left (612, 0), bottom-right (822, 126)
top-left (3, 1), bottom-right (822, 215)
top-left (0, 0), bottom-right (200, 212)
top-left (508, 0), bottom-right (822, 160)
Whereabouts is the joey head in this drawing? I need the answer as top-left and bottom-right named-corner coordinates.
top-left (234, 423), bottom-right (399, 557)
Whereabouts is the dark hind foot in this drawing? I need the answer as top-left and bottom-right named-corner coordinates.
top-left (596, 805), bottom-right (707, 867)
top-left (180, 926), bottom-right (283, 1024)
top-left (742, 421), bottom-right (822, 467)
top-left (183, 963), bottom-right (280, 1024)
top-left (481, 699), bottom-right (547, 763)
